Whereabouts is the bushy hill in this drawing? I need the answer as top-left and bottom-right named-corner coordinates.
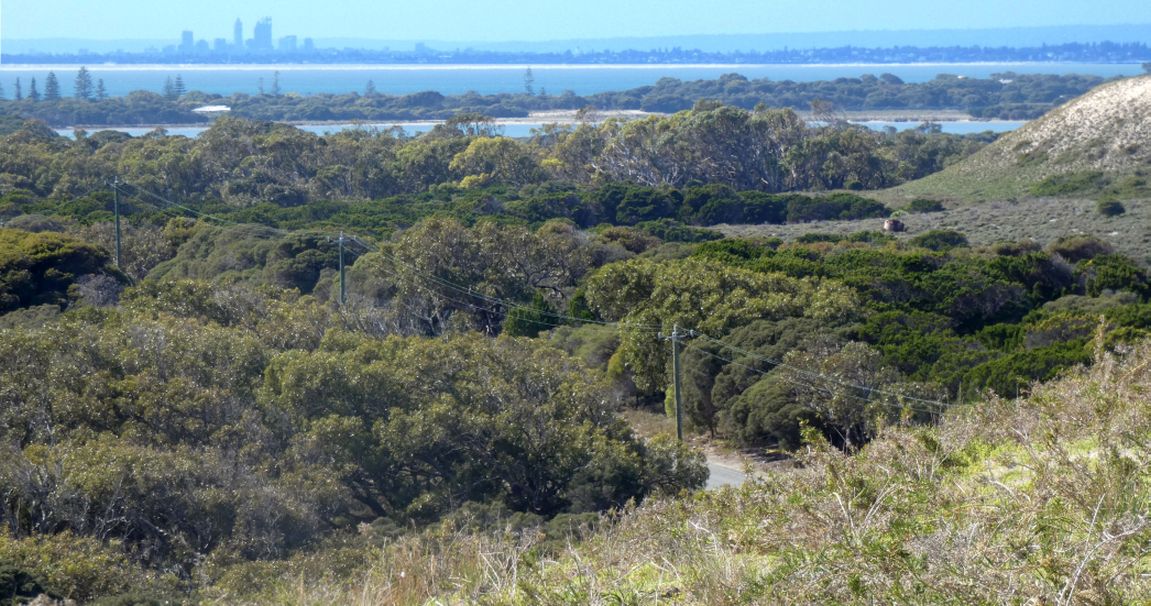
top-left (894, 75), bottom-right (1151, 201)
top-left (254, 340), bottom-right (1151, 604)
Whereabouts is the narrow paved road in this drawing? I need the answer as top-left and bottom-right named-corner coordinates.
top-left (706, 460), bottom-right (746, 489)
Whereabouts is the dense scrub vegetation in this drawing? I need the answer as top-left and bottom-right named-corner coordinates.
top-left (5, 204), bottom-right (1149, 456)
top-left (0, 109), bottom-right (988, 223)
top-left (268, 343), bottom-right (1151, 604)
top-left (0, 71), bottom-right (1106, 126)
top-left (2, 79), bottom-right (1150, 602)
top-left (0, 279), bottom-right (705, 602)
top-left (9, 209), bottom-right (1150, 600)
top-left (0, 228), bottom-right (123, 312)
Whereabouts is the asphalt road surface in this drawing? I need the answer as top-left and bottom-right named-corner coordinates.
top-left (706, 461), bottom-right (746, 489)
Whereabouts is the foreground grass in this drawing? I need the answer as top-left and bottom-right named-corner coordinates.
top-left (218, 338), bottom-right (1151, 605)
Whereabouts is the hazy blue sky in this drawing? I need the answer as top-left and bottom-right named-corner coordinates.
top-left (2, 0), bottom-right (1148, 41)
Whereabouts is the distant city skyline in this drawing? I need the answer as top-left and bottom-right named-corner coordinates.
top-left (173, 16), bottom-right (316, 56)
top-left (3, 0), bottom-right (1149, 43)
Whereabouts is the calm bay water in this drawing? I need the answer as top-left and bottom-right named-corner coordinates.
top-left (19, 62), bottom-right (1114, 138)
top-left (3, 62), bottom-right (1144, 97)
top-left (54, 118), bottom-right (1028, 140)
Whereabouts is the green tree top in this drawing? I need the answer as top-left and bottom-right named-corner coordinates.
top-left (43, 72), bottom-right (61, 101)
top-left (74, 66), bottom-right (94, 100)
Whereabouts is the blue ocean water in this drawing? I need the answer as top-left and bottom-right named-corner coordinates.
top-left (3, 62), bottom-right (1144, 97)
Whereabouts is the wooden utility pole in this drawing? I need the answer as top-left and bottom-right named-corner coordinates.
top-left (112, 178), bottom-right (123, 270)
top-left (338, 231), bottom-right (347, 306)
top-left (661, 325), bottom-right (695, 441)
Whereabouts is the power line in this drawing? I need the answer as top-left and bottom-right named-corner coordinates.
top-left (695, 331), bottom-right (948, 412)
top-left (339, 235), bottom-right (594, 334)
top-left (694, 345), bottom-right (942, 421)
top-left (108, 177), bottom-right (658, 334)
top-left (107, 179), bottom-right (529, 327)
top-left (105, 178), bottom-right (948, 413)
top-left (344, 234), bottom-right (664, 333)
top-left (111, 181), bottom-right (242, 228)
top-left (691, 335), bottom-right (950, 413)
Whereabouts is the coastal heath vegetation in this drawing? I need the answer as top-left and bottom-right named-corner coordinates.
top-left (0, 106), bottom-right (989, 210)
top-left (0, 69), bottom-right (1109, 127)
top-left (269, 337), bottom-right (1151, 605)
top-left (2, 73), bottom-right (1151, 603)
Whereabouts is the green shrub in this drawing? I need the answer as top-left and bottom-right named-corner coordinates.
top-left (1048, 235), bottom-right (1114, 263)
top-left (1096, 200), bottom-right (1126, 216)
top-left (0, 533), bottom-right (159, 603)
top-left (503, 292), bottom-right (559, 338)
top-left (614, 188), bottom-right (681, 225)
top-left (848, 230), bottom-right (896, 243)
top-left (908, 229), bottom-right (969, 251)
top-left (796, 232), bottom-right (842, 244)
top-left (906, 198), bottom-right (945, 213)
top-left (0, 560), bottom-right (48, 604)
top-left (634, 218), bottom-right (721, 243)
top-left (990, 240), bottom-right (1042, 256)
top-left (962, 341), bottom-right (1091, 398)
top-left (1079, 254), bottom-right (1151, 299)
top-left (0, 228), bottom-right (121, 313)
top-left (1030, 171), bottom-right (1107, 196)
top-left (785, 193), bottom-right (890, 223)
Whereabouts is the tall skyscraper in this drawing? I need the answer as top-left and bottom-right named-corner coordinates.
top-left (233, 18), bottom-right (243, 49)
top-left (253, 18), bottom-right (273, 51)
top-left (180, 30), bottom-right (194, 53)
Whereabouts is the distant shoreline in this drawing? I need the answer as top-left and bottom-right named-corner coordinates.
top-left (60, 110), bottom-right (655, 131)
top-left (59, 109), bottom-right (1023, 133)
top-left (804, 109), bottom-right (979, 122)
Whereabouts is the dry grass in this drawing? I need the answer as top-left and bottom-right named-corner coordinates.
top-left (618, 408), bottom-right (678, 441)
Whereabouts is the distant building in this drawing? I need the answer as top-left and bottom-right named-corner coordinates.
top-left (233, 18), bottom-right (243, 49)
top-left (179, 30), bottom-right (194, 53)
top-left (213, 38), bottom-right (229, 53)
top-left (192, 104), bottom-right (231, 115)
top-left (279, 35), bottom-right (298, 53)
top-left (252, 18), bottom-right (273, 52)
top-left (303, 38), bottom-right (315, 52)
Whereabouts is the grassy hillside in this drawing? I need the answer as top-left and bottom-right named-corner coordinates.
top-left (222, 338), bottom-right (1151, 604)
top-left (890, 75), bottom-right (1151, 202)
top-left (717, 196), bottom-right (1151, 264)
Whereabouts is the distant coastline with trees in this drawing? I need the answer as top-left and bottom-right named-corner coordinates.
top-left (0, 69), bottom-right (1118, 129)
top-left (4, 41), bottom-right (1150, 66)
